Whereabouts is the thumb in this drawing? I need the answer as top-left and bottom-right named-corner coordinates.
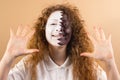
top-left (80, 52), bottom-right (94, 58)
top-left (23, 49), bottom-right (39, 54)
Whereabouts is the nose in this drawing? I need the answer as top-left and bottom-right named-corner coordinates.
top-left (56, 25), bottom-right (64, 32)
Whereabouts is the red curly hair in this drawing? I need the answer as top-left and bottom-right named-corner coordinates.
top-left (26, 4), bottom-right (97, 80)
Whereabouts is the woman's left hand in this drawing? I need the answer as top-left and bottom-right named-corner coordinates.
top-left (80, 27), bottom-right (114, 62)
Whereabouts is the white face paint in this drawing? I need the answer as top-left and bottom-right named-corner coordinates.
top-left (45, 10), bottom-right (72, 47)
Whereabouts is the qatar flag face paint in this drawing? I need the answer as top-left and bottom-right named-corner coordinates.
top-left (45, 10), bottom-right (72, 47)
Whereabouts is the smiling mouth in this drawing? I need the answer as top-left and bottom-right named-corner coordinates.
top-left (52, 34), bottom-right (67, 42)
top-left (51, 33), bottom-right (69, 45)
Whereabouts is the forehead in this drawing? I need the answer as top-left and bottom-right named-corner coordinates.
top-left (48, 10), bottom-right (63, 20)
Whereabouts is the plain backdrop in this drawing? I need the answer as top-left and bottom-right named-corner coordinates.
top-left (0, 0), bottom-right (120, 72)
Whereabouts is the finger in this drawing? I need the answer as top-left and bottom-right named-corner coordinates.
top-left (26, 29), bottom-right (35, 40)
top-left (87, 33), bottom-right (96, 44)
top-left (23, 49), bottom-right (39, 54)
top-left (94, 27), bottom-right (101, 40)
top-left (99, 27), bottom-right (106, 40)
top-left (80, 52), bottom-right (94, 58)
top-left (16, 25), bottom-right (23, 36)
top-left (21, 25), bottom-right (31, 37)
top-left (108, 34), bottom-right (112, 43)
top-left (10, 28), bottom-right (15, 37)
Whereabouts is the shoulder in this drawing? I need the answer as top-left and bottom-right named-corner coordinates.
top-left (94, 62), bottom-right (107, 80)
top-left (9, 56), bottom-right (29, 74)
top-left (8, 56), bottom-right (30, 80)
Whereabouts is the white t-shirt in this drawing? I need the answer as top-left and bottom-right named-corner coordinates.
top-left (8, 56), bottom-right (107, 80)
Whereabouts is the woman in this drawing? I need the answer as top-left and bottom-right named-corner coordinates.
top-left (0, 4), bottom-right (120, 80)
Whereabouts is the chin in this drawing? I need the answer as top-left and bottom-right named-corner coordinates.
top-left (51, 43), bottom-right (67, 47)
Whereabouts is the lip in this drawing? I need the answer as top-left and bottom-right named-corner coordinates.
top-left (57, 37), bottom-right (67, 45)
top-left (57, 37), bottom-right (66, 40)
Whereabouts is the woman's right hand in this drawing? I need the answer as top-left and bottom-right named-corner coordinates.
top-left (5, 25), bottom-right (39, 60)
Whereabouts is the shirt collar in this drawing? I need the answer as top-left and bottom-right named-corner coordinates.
top-left (44, 56), bottom-right (72, 71)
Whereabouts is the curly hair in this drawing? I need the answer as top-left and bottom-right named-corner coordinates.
top-left (26, 4), bottom-right (97, 80)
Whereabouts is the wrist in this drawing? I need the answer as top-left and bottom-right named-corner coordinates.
top-left (104, 58), bottom-right (116, 69)
top-left (1, 51), bottom-right (15, 66)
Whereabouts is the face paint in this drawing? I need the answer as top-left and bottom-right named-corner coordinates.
top-left (45, 10), bottom-right (72, 47)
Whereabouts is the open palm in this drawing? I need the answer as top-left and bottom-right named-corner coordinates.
top-left (6, 25), bottom-right (39, 59)
top-left (81, 27), bottom-right (114, 62)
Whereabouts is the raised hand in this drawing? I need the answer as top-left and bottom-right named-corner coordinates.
top-left (80, 27), bottom-right (114, 62)
top-left (5, 25), bottom-right (39, 59)
top-left (0, 25), bottom-right (39, 80)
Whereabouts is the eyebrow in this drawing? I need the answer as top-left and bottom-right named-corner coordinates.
top-left (49, 19), bottom-right (62, 23)
top-left (48, 19), bottom-right (57, 23)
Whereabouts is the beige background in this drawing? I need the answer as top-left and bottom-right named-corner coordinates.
top-left (0, 0), bottom-right (120, 72)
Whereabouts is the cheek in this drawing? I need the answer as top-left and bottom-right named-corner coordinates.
top-left (66, 28), bottom-right (72, 41)
top-left (66, 29), bottom-right (71, 33)
top-left (46, 26), bottom-right (51, 32)
top-left (45, 27), bottom-right (50, 39)
top-left (66, 28), bottom-right (72, 35)
top-left (45, 26), bottom-right (54, 39)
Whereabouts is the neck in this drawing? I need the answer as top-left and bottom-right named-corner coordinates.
top-left (48, 45), bottom-right (67, 66)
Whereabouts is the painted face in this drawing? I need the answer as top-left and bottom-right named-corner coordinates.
top-left (45, 10), bottom-right (72, 47)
